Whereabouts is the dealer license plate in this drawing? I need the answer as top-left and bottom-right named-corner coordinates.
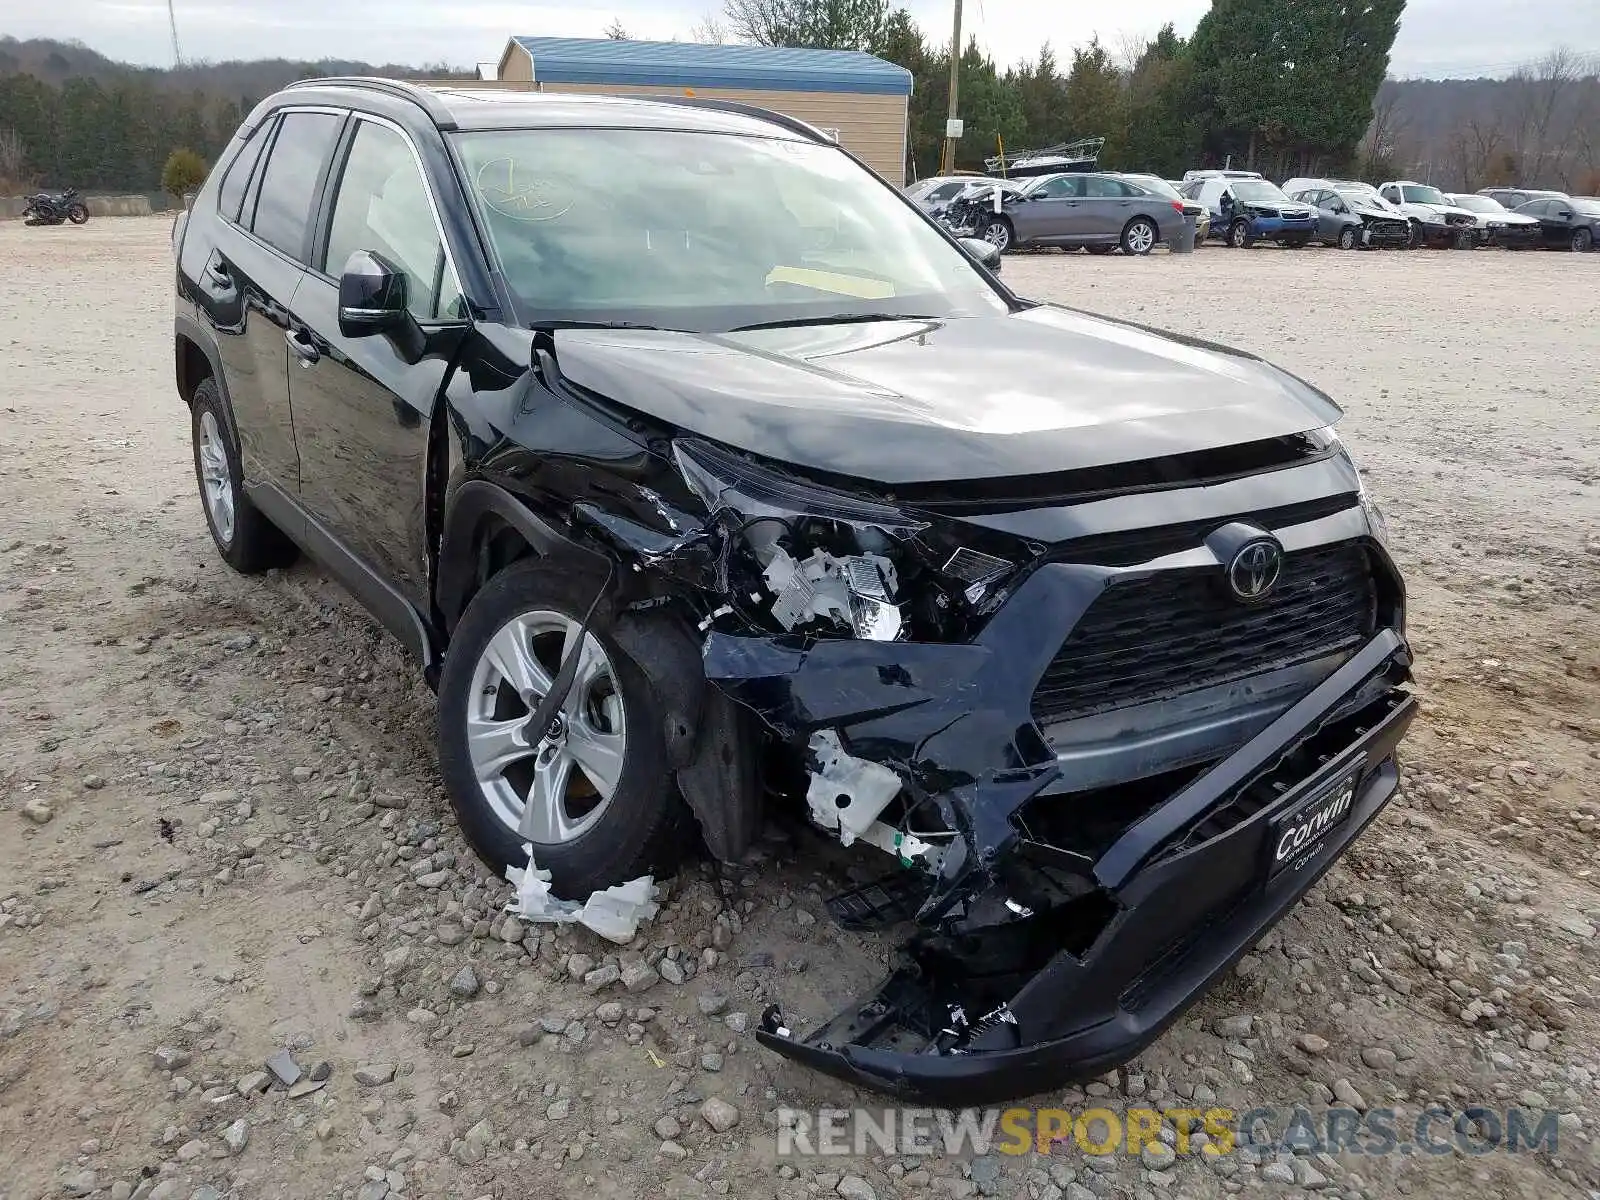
top-left (1267, 765), bottom-right (1362, 878)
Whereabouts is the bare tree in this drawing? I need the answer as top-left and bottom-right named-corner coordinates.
top-left (1112, 31), bottom-right (1149, 76)
top-left (689, 13), bottom-right (730, 44)
top-left (604, 18), bottom-right (630, 40)
top-left (0, 126), bottom-right (27, 191)
top-left (723, 0), bottom-right (889, 51)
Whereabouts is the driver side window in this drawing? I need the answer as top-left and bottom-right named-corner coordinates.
top-left (323, 120), bottom-right (463, 321)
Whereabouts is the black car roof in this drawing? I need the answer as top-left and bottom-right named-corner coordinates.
top-left (275, 77), bottom-right (818, 142)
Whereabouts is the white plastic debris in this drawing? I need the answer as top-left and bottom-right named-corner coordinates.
top-left (504, 844), bottom-right (661, 944)
top-left (805, 730), bottom-right (902, 847)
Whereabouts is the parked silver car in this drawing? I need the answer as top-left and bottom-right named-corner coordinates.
top-left (987, 171), bottom-right (1187, 255)
top-left (904, 175), bottom-right (985, 215)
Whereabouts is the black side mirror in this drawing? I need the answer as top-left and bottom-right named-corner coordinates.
top-left (959, 237), bottom-right (1003, 272)
top-left (1556, 209), bottom-right (1572, 219)
top-left (339, 250), bottom-right (408, 337)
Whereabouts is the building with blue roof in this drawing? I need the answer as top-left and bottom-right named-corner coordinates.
top-left (495, 36), bottom-right (912, 183)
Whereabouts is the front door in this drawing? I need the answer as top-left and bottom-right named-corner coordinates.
top-left (288, 116), bottom-right (467, 610)
top-left (1013, 175), bottom-right (1083, 244)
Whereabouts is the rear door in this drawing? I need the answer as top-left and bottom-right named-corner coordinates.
top-left (192, 109), bottom-right (344, 489)
top-left (1080, 174), bottom-right (1136, 245)
top-left (286, 114), bottom-right (467, 609)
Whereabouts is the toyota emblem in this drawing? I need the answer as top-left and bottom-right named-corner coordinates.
top-left (1228, 539), bottom-right (1283, 601)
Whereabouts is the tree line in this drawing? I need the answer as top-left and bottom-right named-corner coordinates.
top-left (724, 0), bottom-right (1405, 180)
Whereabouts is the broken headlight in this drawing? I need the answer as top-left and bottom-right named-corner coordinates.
top-left (1315, 425), bottom-right (1388, 546)
top-left (674, 438), bottom-right (1013, 642)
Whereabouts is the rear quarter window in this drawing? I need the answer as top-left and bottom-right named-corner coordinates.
top-left (217, 121), bottom-right (272, 223)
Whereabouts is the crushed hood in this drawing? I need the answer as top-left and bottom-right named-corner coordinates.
top-left (552, 308), bottom-right (1340, 485)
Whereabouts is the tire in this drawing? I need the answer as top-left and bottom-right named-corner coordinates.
top-left (1406, 219), bottom-right (1423, 249)
top-left (980, 217), bottom-right (1012, 253)
top-left (66, 203), bottom-right (88, 225)
top-left (436, 560), bottom-right (682, 896)
top-left (1228, 219), bottom-right (1252, 248)
top-left (1337, 226), bottom-right (1359, 250)
top-left (1120, 217), bottom-right (1158, 256)
top-left (1571, 228), bottom-right (1592, 252)
top-left (189, 377), bottom-right (297, 573)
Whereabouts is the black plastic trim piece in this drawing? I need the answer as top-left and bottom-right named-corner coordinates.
top-left (282, 76), bottom-right (459, 130)
top-left (245, 479), bottom-right (438, 667)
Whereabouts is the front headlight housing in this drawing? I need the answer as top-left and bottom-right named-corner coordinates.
top-left (673, 439), bottom-right (1022, 642)
top-left (1315, 425), bottom-right (1389, 546)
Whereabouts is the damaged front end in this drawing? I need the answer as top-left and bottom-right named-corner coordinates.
top-left (582, 430), bottom-right (1414, 1103)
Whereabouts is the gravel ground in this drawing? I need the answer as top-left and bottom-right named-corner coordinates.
top-left (2, 219), bottom-right (1598, 1200)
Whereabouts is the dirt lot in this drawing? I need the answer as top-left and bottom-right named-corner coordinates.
top-left (1, 218), bottom-right (1597, 1200)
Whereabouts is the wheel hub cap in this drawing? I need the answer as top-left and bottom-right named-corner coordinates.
top-left (197, 410), bottom-right (235, 545)
top-left (466, 611), bottom-right (627, 845)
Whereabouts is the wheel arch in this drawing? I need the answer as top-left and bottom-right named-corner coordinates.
top-left (434, 480), bottom-right (610, 637)
top-left (174, 317), bottom-right (244, 450)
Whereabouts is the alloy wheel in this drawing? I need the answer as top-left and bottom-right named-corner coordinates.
top-left (983, 221), bottom-right (1011, 252)
top-left (466, 610), bottom-right (627, 844)
top-left (1124, 220), bottom-right (1155, 255)
top-left (197, 410), bottom-right (235, 545)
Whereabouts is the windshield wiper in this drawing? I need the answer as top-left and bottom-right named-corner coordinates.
top-left (729, 313), bottom-right (939, 332)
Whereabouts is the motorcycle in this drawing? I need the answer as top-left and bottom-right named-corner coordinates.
top-left (22, 188), bottom-right (90, 226)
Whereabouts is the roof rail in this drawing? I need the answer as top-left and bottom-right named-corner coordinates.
top-left (641, 95), bottom-right (830, 145)
top-left (281, 76), bottom-right (458, 130)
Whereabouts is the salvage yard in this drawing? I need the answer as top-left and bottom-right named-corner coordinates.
top-left (2, 217), bottom-right (1598, 1200)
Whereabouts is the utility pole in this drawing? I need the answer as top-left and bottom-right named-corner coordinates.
top-left (940, 0), bottom-right (963, 174)
top-left (167, 0), bottom-right (182, 66)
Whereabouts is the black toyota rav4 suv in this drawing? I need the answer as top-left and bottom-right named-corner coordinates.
top-left (173, 78), bottom-right (1413, 1102)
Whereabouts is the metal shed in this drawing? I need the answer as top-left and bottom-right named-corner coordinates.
top-left (495, 37), bottom-right (912, 183)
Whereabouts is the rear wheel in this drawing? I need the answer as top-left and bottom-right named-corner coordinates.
top-left (1120, 217), bottom-right (1158, 256)
top-left (1228, 219), bottom-right (1252, 248)
top-left (436, 561), bottom-right (681, 894)
top-left (66, 203), bottom-right (88, 225)
top-left (980, 217), bottom-right (1012, 253)
top-left (189, 377), bottom-right (297, 573)
top-left (1337, 226), bottom-right (1359, 250)
top-left (1571, 227), bottom-right (1593, 252)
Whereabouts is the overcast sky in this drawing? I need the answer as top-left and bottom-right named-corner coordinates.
top-left (4, 0), bottom-right (1595, 79)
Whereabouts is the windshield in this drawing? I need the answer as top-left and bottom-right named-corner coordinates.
top-left (1448, 195), bottom-right (1501, 213)
top-left (452, 128), bottom-right (1008, 331)
top-left (1124, 174), bottom-right (1181, 200)
top-left (1230, 180), bottom-right (1289, 203)
top-left (1401, 185), bottom-right (1448, 205)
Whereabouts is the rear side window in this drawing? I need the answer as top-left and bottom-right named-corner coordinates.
top-left (250, 111), bottom-right (343, 261)
top-left (1084, 176), bottom-right (1130, 198)
top-left (217, 121), bottom-right (271, 222)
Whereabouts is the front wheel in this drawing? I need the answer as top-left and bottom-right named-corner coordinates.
top-left (437, 561), bottom-right (682, 894)
top-left (1228, 219), bottom-right (1252, 248)
top-left (980, 218), bottom-right (1012, 253)
top-left (1120, 217), bottom-right (1158, 256)
top-left (1571, 228), bottom-right (1593, 252)
top-left (66, 203), bottom-right (89, 225)
top-left (1406, 219), bottom-right (1423, 249)
top-left (1337, 226), bottom-right (1359, 250)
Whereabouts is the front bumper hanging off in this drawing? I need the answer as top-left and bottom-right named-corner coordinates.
top-left (718, 624), bottom-right (1413, 1104)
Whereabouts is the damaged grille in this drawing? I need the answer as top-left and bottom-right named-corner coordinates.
top-left (1031, 542), bottom-right (1376, 725)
